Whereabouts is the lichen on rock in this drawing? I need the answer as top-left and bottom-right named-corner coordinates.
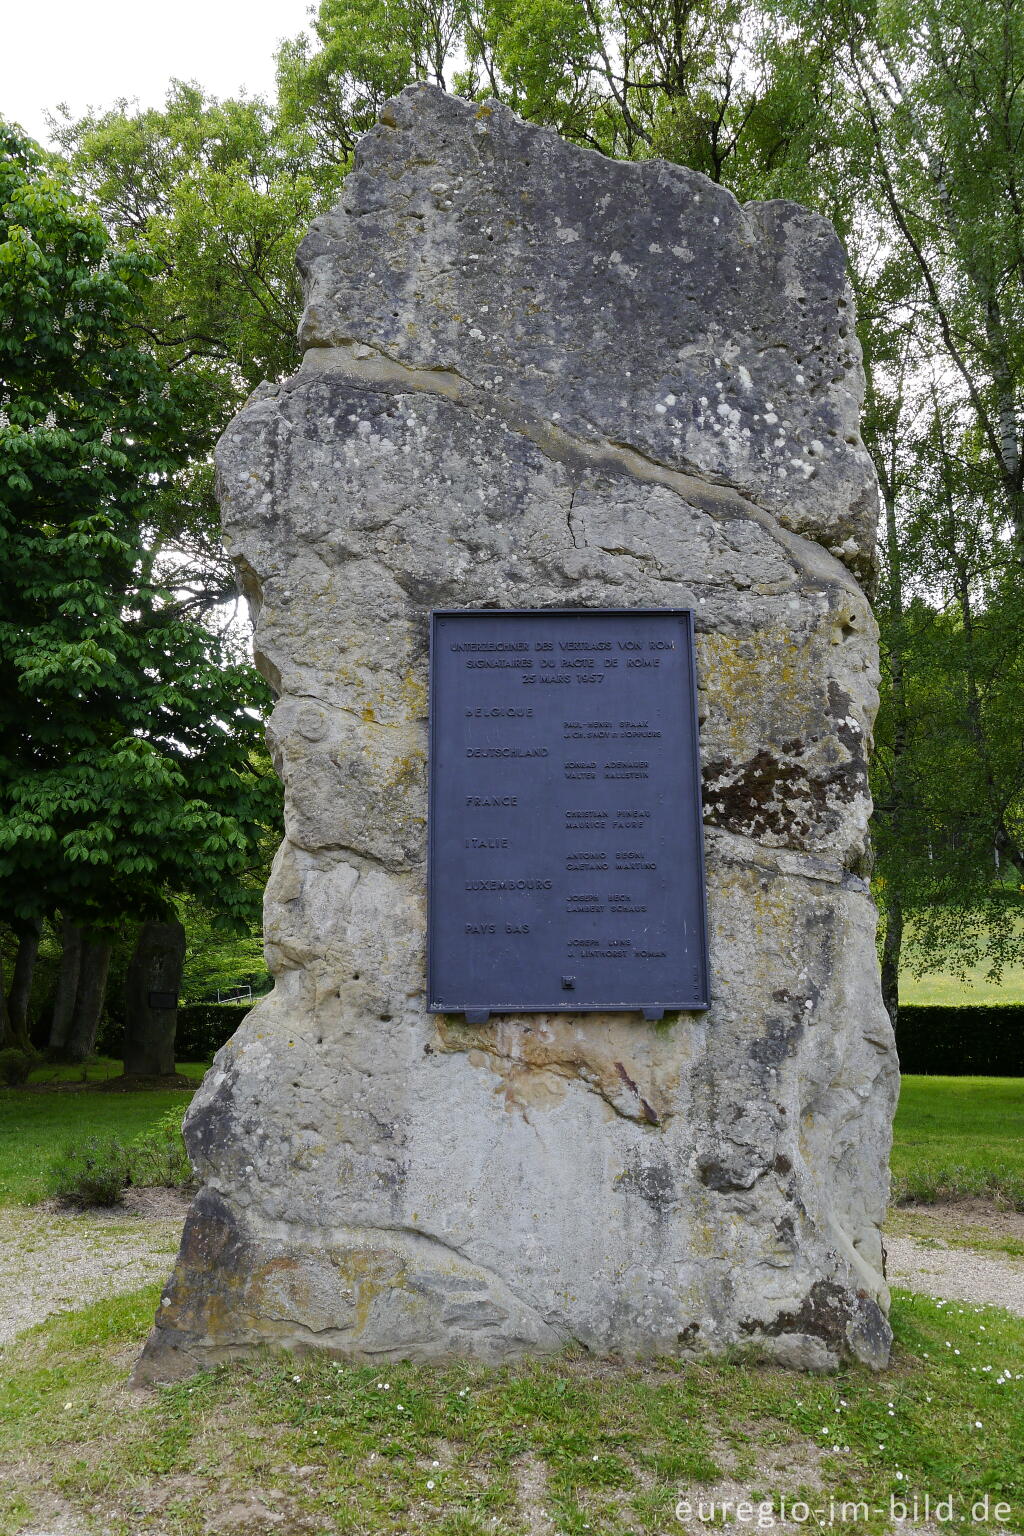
top-left (135, 84), bottom-right (898, 1384)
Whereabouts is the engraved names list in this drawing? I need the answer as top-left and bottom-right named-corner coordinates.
top-left (427, 610), bottom-right (709, 1019)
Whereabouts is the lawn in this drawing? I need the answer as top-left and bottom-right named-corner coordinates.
top-left (0, 1284), bottom-right (1022, 1536)
top-left (901, 964), bottom-right (1024, 1005)
top-left (891, 1076), bottom-right (1024, 1210)
top-left (0, 1059), bottom-right (203, 1206)
top-left (899, 929), bottom-right (1024, 1005)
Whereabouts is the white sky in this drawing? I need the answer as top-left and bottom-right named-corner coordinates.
top-left (2, 0), bottom-right (317, 146)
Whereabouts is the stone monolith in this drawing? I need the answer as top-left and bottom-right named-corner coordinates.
top-left (136, 85), bottom-right (899, 1381)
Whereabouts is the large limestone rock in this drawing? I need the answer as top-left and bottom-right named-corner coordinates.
top-left (137, 85), bottom-right (898, 1381)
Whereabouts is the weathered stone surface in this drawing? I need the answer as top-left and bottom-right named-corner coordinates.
top-left (136, 85), bottom-right (898, 1383)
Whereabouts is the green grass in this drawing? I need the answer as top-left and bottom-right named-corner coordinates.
top-left (897, 911), bottom-right (1024, 1004)
top-left (22, 1055), bottom-right (207, 1088)
top-left (0, 1059), bottom-right (203, 1206)
top-left (900, 964), bottom-right (1024, 1005)
top-left (0, 1285), bottom-right (1022, 1536)
top-left (891, 1076), bottom-right (1024, 1209)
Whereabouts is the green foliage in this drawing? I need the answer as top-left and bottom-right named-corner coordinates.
top-left (0, 1046), bottom-right (32, 1085)
top-left (53, 82), bottom-right (347, 404)
top-left (45, 1106), bottom-right (191, 1207)
top-left (277, 0), bottom-right (830, 179)
top-left (173, 1002), bottom-right (252, 1061)
top-left (177, 889), bottom-right (271, 1002)
top-left (45, 1136), bottom-right (130, 1206)
top-left (901, 933), bottom-right (1024, 1004)
top-left (0, 119), bottom-right (281, 933)
top-left (127, 1106), bottom-right (192, 1187)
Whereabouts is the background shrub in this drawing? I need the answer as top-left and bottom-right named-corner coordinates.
top-left (0, 1047), bottom-right (33, 1086)
top-left (174, 1003), bottom-right (251, 1061)
top-left (46, 1107), bottom-right (193, 1207)
top-left (127, 1107), bottom-right (193, 1188)
top-left (94, 1000), bottom-right (252, 1064)
top-left (47, 1137), bottom-right (130, 1207)
top-left (895, 1005), bottom-right (1024, 1076)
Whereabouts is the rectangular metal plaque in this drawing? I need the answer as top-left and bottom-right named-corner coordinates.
top-left (427, 610), bottom-right (709, 1017)
top-left (147, 991), bottom-right (178, 1010)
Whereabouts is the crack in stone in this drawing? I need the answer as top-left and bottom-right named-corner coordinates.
top-left (294, 344), bottom-right (866, 603)
top-left (566, 485), bottom-right (582, 550)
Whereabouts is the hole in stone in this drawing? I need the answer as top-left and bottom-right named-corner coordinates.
top-left (379, 1013), bottom-right (393, 1022)
top-left (353, 972), bottom-right (360, 980)
top-left (317, 1037), bottom-right (324, 1045)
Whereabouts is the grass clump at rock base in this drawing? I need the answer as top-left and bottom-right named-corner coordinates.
top-left (1, 1286), bottom-right (1022, 1536)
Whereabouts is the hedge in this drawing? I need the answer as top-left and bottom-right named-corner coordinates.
top-left (175, 1003), bottom-right (254, 1062)
top-left (95, 1001), bottom-right (255, 1064)
top-left (895, 1004), bottom-right (1024, 1077)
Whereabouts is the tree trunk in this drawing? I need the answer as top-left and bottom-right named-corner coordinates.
top-left (0, 951), bottom-right (10, 1049)
top-left (6, 916), bottom-right (42, 1052)
top-left (63, 932), bottom-right (112, 1063)
top-left (881, 893), bottom-right (903, 1032)
top-left (49, 916), bottom-right (83, 1053)
top-left (122, 918), bottom-right (186, 1078)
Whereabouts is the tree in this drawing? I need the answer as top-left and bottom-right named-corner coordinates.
top-left (0, 120), bottom-right (281, 1058)
top-left (790, 0), bottom-right (1024, 1004)
top-left (52, 84), bottom-right (347, 410)
top-left (41, 0), bottom-right (1024, 1019)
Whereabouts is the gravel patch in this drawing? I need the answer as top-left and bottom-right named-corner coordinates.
top-left (887, 1234), bottom-right (1024, 1316)
top-left (3, 1192), bottom-right (1024, 1358)
top-left (0, 1190), bottom-right (187, 1347)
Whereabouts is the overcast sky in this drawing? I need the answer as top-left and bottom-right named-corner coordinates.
top-left (2, 0), bottom-right (316, 146)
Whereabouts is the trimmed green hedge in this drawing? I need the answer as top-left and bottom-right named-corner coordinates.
top-left (95, 1001), bottom-right (255, 1064)
top-left (174, 1003), bottom-right (253, 1062)
top-left (895, 1004), bottom-right (1024, 1077)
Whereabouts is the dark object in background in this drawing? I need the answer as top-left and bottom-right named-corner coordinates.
top-left (122, 919), bottom-right (186, 1077)
top-left (0, 1047), bottom-right (33, 1086)
top-left (173, 1002), bottom-right (252, 1062)
top-left (895, 1004), bottom-right (1024, 1076)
